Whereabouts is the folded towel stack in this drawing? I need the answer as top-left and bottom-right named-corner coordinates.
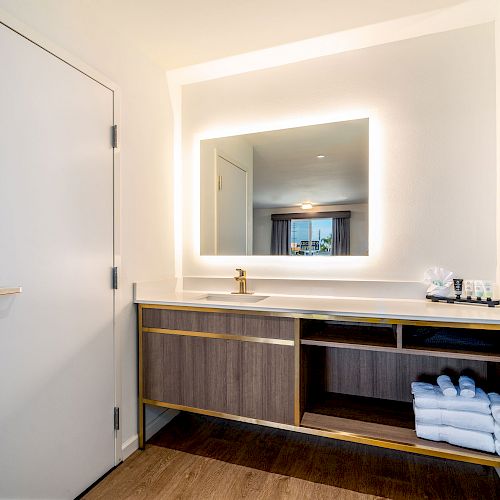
top-left (411, 377), bottom-right (497, 454)
top-left (488, 392), bottom-right (500, 455)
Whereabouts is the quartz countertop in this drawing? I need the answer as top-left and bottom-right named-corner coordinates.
top-left (134, 283), bottom-right (500, 326)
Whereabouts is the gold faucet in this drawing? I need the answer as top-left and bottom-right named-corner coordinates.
top-left (233, 268), bottom-right (251, 294)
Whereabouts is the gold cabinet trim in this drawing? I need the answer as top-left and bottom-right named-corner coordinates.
top-left (138, 304), bottom-right (144, 449)
top-left (293, 318), bottom-right (301, 426)
top-left (142, 326), bottom-right (294, 346)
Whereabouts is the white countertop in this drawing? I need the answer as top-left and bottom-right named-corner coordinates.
top-left (134, 283), bottom-right (500, 325)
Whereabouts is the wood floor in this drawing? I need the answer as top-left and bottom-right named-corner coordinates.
top-left (83, 413), bottom-right (500, 500)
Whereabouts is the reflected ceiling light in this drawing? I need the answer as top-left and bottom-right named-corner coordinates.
top-left (316, 155), bottom-right (325, 158)
top-left (301, 202), bottom-right (313, 210)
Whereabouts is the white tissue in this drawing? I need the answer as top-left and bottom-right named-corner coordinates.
top-left (423, 267), bottom-right (454, 297)
top-left (437, 375), bottom-right (457, 397)
top-left (458, 376), bottom-right (475, 398)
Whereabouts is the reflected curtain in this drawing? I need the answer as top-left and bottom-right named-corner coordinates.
top-left (332, 217), bottom-right (350, 256)
top-left (271, 219), bottom-right (291, 255)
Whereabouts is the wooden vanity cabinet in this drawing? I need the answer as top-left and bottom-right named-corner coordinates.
top-left (138, 304), bottom-right (500, 468)
top-left (139, 306), bottom-right (296, 440)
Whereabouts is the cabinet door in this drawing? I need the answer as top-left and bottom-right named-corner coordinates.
top-left (143, 332), bottom-right (295, 425)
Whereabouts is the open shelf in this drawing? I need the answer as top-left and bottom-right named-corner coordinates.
top-left (402, 325), bottom-right (500, 360)
top-left (301, 320), bottom-right (397, 349)
top-left (305, 392), bottom-right (414, 428)
top-left (300, 392), bottom-right (500, 465)
top-left (300, 319), bottom-right (500, 361)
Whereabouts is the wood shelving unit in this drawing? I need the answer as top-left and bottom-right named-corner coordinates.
top-left (299, 320), bottom-right (500, 465)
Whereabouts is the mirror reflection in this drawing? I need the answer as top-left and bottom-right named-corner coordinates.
top-left (200, 119), bottom-right (369, 256)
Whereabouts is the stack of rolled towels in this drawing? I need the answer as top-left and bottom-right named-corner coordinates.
top-left (412, 375), bottom-right (499, 454)
top-left (490, 392), bottom-right (500, 455)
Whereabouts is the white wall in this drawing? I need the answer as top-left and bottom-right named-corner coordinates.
top-left (253, 203), bottom-right (368, 256)
top-left (181, 24), bottom-right (496, 287)
top-left (200, 135), bottom-right (253, 254)
top-left (0, 1), bottom-right (175, 459)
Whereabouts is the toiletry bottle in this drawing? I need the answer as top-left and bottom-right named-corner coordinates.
top-left (453, 278), bottom-right (463, 299)
top-left (474, 280), bottom-right (484, 300)
top-left (464, 280), bottom-right (474, 299)
top-left (483, 281), bottom-right (493, 301)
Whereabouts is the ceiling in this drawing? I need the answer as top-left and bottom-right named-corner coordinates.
top-left (248, 119), bottom-right (369, 209)
top-left (0, 0), bottom-right (466, 69)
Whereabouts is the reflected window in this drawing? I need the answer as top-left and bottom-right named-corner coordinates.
top-left (291, 218), bottom-right (332, 255)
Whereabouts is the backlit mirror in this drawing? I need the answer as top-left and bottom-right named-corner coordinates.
top-left (200, 118), bottom-right (369, 256)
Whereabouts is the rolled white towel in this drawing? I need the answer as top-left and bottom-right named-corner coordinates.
top-left (495, 422), bottom-right (500, 441)
top-left (458, 376), bottom-right (475, 398)
top-left (414, 404), bottom-right (494, 433)
top-left (437, 375), bottom-right (457, 397)
top-left (411, 382), bottom-right (434, 391)
top-left (415, 423), bottom-right (495, 453)
top-left (412, 384), bottom-right (491, 414)
top-left (489, 393), bottom-right (500, 422)
top-left (496, 440), bottom-right (500, 455)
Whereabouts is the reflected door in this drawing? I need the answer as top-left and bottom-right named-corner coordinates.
top-left (216, 155), bottom-right (247, 255)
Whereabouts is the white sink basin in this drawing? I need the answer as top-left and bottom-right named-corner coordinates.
top-left (201, 293), bottom-right (269, 303)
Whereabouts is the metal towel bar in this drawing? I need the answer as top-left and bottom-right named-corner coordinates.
top-left (0, 287), bottom-right (22, 295)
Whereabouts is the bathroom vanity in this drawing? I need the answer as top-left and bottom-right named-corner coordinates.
top-left (136, 291), bottom-right (500, 467)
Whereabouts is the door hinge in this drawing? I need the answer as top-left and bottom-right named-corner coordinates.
top-left (112, 267), bottom-right (118, 290)
top-left (114, 407), bottom-right (120, 431)
top-left (112, 124), bottom-right (118, 149)
top-left (218, 175), bottom-right (222, 191)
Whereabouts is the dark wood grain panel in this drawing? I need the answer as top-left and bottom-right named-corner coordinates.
top-left (142, 308), bottom-right (295, 340)
top-left (321, 348), bottom-right (489, 402)
top-left (142, 331), bottom-right (295, 424)
top-left (142, 329), bottom-right (165, 401)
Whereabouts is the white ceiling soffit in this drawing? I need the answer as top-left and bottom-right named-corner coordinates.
top-left (167, 0), bottom-right (495, 86)
top-left (249, 119), bottom-right (369, 209)
top-left (113, 0), bottom-right (471, 69)
top-left (109, 0), bottom-right (479, 70)
top-left (0, 0), bottom-right (484, 71)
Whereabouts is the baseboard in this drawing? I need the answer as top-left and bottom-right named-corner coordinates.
top-left (121, 409), bottom-right (179, 460)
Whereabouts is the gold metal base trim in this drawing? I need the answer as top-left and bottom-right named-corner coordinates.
top-left (142, 327), bottom-right (294, 346)
top-left (142, 399), bottom-right (500, 467)
top-left (293, 318), bottom-right (301, 426)
top-left (138, 304), bottom-right (145, 450)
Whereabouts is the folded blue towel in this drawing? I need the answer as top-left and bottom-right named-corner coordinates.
top-left (413, 404), bottom-right (494, 433)
top-left (416, 423), bottom-right (495, 453)
top-left (411, 382), bottom-right (490, 414)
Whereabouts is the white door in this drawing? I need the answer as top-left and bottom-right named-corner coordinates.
top-left (216, 155), bottom-right (247, 255)
top-left (0, 23), bottom-right (115, 499)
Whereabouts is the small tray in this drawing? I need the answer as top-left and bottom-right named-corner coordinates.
top-left (426, 294), bottom-right (499, 308)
